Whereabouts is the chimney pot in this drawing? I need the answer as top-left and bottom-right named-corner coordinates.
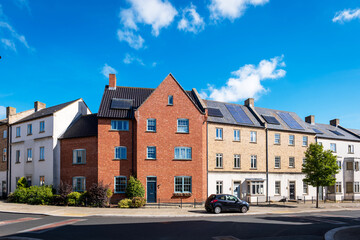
top-left (244, 98), bottom-right (254, 107)
top-left (305, 115), bottom-right (315, 125)
top-left (6, 107), bottom-right (16, 118)
top-left (34, 101), bottom-right (46, 112)
top-left (109, 74), bottom-right (116, 90)
top-left (330, 119), bottom-right (340, 127)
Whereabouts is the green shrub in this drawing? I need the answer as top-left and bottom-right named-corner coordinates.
top-left (58, 181), bottom-right (72, 205)
top-left (125, 176), bottom-right (145, 199)
top-left (26, 186), bottom-right (53, 205)
top-left (17, 177), bottom-right (29, 189)
top-left (67, 192), bottom-right (82, 206)
top-left (51, 194), bottom-right (62, 205)
top-left (7, 187), bottom-right (28, 203)
top-left (130, 197), bottom-right (146, 208)
top-left (118, 198), bottom-right (132, 208)
top-left (79, 191), bottom-right (89, 206)
top-left (87, 182), bottom-right (109, 207)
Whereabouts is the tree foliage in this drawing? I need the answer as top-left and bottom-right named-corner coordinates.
top-left (17, 177), bottom-right (29, 189)
top-left (125, 176), bottom-right (145, 199)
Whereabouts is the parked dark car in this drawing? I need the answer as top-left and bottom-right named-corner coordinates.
top-left (205, 194), bottom-right (249, 214)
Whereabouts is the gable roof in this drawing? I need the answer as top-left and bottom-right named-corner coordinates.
top-left (347, 128), bottom-right (360, 137)
top-left (97, 80), bottom-right (205, 119)
top-left (60, 114), bottom-right (98, 139)
top-left (306, 123), bottom-right (360, 141)
top-left (15, 99), bottom-right (81, 124)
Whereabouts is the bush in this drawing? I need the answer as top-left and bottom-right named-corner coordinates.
top-left (130, 197), bottom-right (146, 208)
top-left (118, 198), bottom-right (132, 208)
top-left (17, 177), bottom-right (29, 189)
top-left (7, 187), bottom-right (28, 203)
top-left (87, 182), bottom-right (110, 208)
top-left (51, 194), bottom-right (62, 205)
top-left (125, 176), bottom-right (145, 199)
top-left (67, 192), bottom-right (82, 206)
top-left (27, 186), bottom-right (53, 205)
top-left (58, 181), bottom-right (73, 205)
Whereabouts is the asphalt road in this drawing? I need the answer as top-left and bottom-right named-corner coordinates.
top-left (0, 210), bottom-right (360, 240)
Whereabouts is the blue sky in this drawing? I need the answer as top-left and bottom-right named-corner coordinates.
top-left (0, 0), bottom-right (360, 128)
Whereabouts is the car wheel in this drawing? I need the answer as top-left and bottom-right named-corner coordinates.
top-left (240, 206), bottom-right (248, 213)
top-left (214, 206), bottom-right (221, 214)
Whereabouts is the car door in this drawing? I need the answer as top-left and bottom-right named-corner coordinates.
top-left (226, 195), bottom-right (238, 211)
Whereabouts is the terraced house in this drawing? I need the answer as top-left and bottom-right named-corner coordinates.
top-left (305, 117), bottom-right (360, 201)
top-left (206, 98), bottom-right (317, 202)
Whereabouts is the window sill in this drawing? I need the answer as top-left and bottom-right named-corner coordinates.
top-left (348, 152), bottom-right (354, 154)
top-left (27, 134), bottom-right (32, 136)
top-left (288, 167), bottom-right (295, 169)
top-left (215, 139), bottom-right (223, 141)
top-left (274, 143), bottom-right (281, 145)
top-left (39, 131), bottom-right (45, 133)
top-left (173, 159), bottom-right (192, 161)
top-left (15, 162), bottom-right (20, 164)
top-left (39, 159), bottom-right (45, 162)
top-left (167, 104), bottom-right (173, 106)
top-left (176, 132), bottom-right (189, 134)
top-left (215, 167), bottom-right (223, 169)
top-left (274, 167), bottom-right (281, 169)
top-left (250, 142), bottom-right (257, 144)
top-left (113, 158), bottom-right (127, 161)
top-left (250, 168), bottom-right (257, 170)
top-left (109, 130), bottom-right (129, 132)
top-left (302, 145), bottom-right (308, 147)
top-left (146, 158), bottom-right (157, 160)
top-left (145, 131), bottom-right (156, 133)
top-left (16, 136), bottom-right (20, 138)
top-left (26, 160), bottom-right (32, 163)
top-left (233, 140), bottom-right (240, 142)
top-left (173, 192), bottom-right (192, 197)
top-left (233, 167), bottom-right (241, 170)
top-left (288, 144), bottom-right (295, 147)
top-left (73, 163), bottom-right (86, 165)
top-left (247, 194), bottom-right (264, 196)
top-left (114, 192), bottom-right (125, 194)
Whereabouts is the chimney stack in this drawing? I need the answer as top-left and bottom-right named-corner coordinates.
top-left (34, 101), bottom-right (46, 112)
top-left (244, 98), bottom-right (254, 107)
top-left (305, 115), bottom-right (315, 125)
top-left (6, 107), bottom-right (16, 118)
top-left (109, 74), bottom-right (116, 90)
top-left (330, 119), bottom-right (340, 127)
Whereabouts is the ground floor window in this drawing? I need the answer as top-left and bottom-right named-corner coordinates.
top-left (216, 181), bottom-right (223, 194)
top-left (26, 176), bottom-right (32, 186)
top-left (346, 182), bottom-right (353, 193)
top-left (114, 176), bottom-right (127, 193)
top-left (39, 176), bottom-right (45, 186)
top-left (275, 181), bottom-right (281, 195)
top-left (335, 182), bottom-right (342, 193)
top-left (73, 177), bottom-right (86, 192)
top-left (174, 176), bottom-right (192, 193)
top-left (355, 182), bottom-right (360, 193)
top-left (247, 181), bottom-right (264, 195)
top-left (303, 182), bottom-right (308, 194)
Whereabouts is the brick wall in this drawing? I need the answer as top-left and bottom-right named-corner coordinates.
top-left (135, 75), bottom-right (207, 202)
top-left (60, 136), bottom-right (98, 190)
top-left (0, 125), bottom-right (8, 172)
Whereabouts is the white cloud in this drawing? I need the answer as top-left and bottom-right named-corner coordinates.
top-left (123, 53), bottom-right (144, 65)
top-left (333, 8), bottom-right (360, 23)
top-left (200, 56), bottom-right (286, 102)
top-left (209, 0), bottom-right (269, 21)
top-left (101, 64), bottom-right (117, 78)
top-left (1, 38), bottom-right (16, 51)
top-left (0, 106), bottom-right (5, 119)
top-left (117, 29), bottom-right (145, 49)
top-left (178, 3), bottom-right (205, 33)
top-left (120, 0), bottom-right (178, 37)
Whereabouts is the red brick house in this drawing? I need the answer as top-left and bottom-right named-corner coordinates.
top-left (60, 73), bottom-right (208, 203)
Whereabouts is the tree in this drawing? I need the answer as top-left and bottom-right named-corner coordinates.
top-left (302, 143), bottom-right (340, 208)
top-left (17, 177), bottom-right (29, 189)
top-left (125, 176), bottom-right (145, 199)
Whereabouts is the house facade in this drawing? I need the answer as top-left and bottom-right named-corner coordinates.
top-left (10, 99), bottom-right (90, 192)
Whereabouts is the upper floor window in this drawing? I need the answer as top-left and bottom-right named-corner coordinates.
top-left (274, 133), bottom-right (280, 144)
top-left (234, 154), bottom-right (240, 168)
top-left (250, 131), bottom-right (257, 143)
top-left (3, 130), bottom-right (7, 139)
top-left (73, 149), bottom-right (86, 164)
top-left (289, 157), bottom-right (295, 168)
top-left (275, 156), bottom-right (281, 168)
top-left (348, 145), bottom-right (354, 154)
top-left (330, 143), bottom-right (336, 153)
top-left (27, 124), bottom-right (32, 135)
top-left (168, 95), bottom-right (173, 105)
top-left (16, 127), bottom-right (21, 137)
top-left (234, 130), bottom-right (240, 141)
top-left (115, 146), bottom-right (127, 160)
top-left (177, 119), bottom-right (189, 133)
top-left (146, 119), bottom-right (156, 132)
top-left (337, 160), bottom-right (342, 169)
top-left (302, 136), bottom-right (308, 146)
top-left (251, 155), bottom-right (257, 169)
top-left (39, 121), bottom-right (45, 133)
top-left (216, 128), bottom-right (223, 140)
top-left (174, 147), bottom-right (192, 160)
top-left (147, 146), bottom-right (156, 159)
top-left (39, 147), bottom-right (45, 161)
top-left (15, 150), bottom-right (20, 163)
top-left (111, 120), bottom-right (129, 131)
top-left (73, 177), bottom-right (86, 192)
top-left (27, 148), bottom-right (32, 162)
top-left (114, 176), bottom-right (127, 193)
top-left (216, 153), bottom-right (223, 168)
top-left (2, 148), bottom-right (6, 162)
top-left (174, 176), bottom-right (192, 193)
top-left (289, 135), bottom-right (294, 145)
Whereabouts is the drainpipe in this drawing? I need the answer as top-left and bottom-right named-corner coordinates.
top-left (132, 119), bottom-right (135, 176)
top-left (8, 124), bottom-right (12, 195)
top-left (206, 120), bottom-right (208, 199)
top-left (266, 128), bottom-right (269, 202)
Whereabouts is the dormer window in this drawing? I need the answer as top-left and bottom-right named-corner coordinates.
top-left (168, 95), bottom-right (173, 105)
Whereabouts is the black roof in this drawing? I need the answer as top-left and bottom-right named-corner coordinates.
top-left (15, 99), bottom-right (80, 124)
top-left (97, 86), bottom-right (203, 119)
top-left (61, 114), bottom-right (98, 139)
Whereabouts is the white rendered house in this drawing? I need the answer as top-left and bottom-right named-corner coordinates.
top-left (10, 99), bottom-right (90, 192)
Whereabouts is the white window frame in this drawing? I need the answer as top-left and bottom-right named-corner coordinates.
top-left (216, 153), bottom-right (223, 168)
top-left (174, 176), bottom-right (192, 193)
top-left (39, 121), bottom-right (45, 133)
top-left (216, 181), bottom-right (223, 194)
top-left (146, 146), bottom-right (156, 159)
top-left (73, 177), bottom-right (86, 192)
top-left (73, 149), bottom-right (86, 164)
top-left (27, 148), bottom-right (32, 162)
top-left (302, 136), bottom-right (308, 146)
top-left (39, 147), bottom-right (45, 161)
top-left (274, 133), bottom-right (280, 144)
top-left (234, 129), bottom-right (240, 141)
top-left (2, 148), bottom-right (6, 162)
top-left (335, 182), bottom-right (342, 193)
top-left (354, 182), bottom-right (360, 193)
top-left (114, 176), bottom-right (127, 193)
top-left (348, 145), bottom-right (354, 154)
top-left (330, 143), bottom-right (337, 153)
top-left (15, 150), bottom-right (20, 163)
top-left (115, 146), bottom-right (127, 160)
top-left (337, 160), bottom-right (342, 169)
top-left (216, 128), bottom-right (223, 140)
top-left (248, 181), bottom-right (264, 195)
top-left (275, 181), bottom-right (281, 195)
top-left (111, 120), bottom-right (129, 131)
top-left (250, 131), bottom-right (257, 143)
top-left (289, 157), bottom-right (295, 168)
top-left (16, 127), bottom-right (21, 137)
top-left (177, 119), bottom-right (189, 133)
top-left (174, 147), bottom-right (192, 160)
top-left (146, 119), bottom-right (156, 132)
top-left (303, 182), bottom-right (308, 194)
top-left (275, 156), bottom-right (281, 168)
top-left (251, 155), bottom-right (257, 169)
top-left (234, 154), bottom-right (240, 168)
top-left (289, 135), bottom-right (295, 145)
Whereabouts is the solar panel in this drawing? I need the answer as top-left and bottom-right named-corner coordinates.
top-left (277, 112), bottom-right (304, 130)
top-left (329, 130), bottom-right (344, 136)
top-left (208, 108), bottom-right (223, 117)
top-left (262, 115), bottom-right (280, 125)
top-left (225, 104), bottom-right (254, 125)
top-left (110, 98), bottom-right (133, 110)
top-left (312, 128), bottom-right (323, 134)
